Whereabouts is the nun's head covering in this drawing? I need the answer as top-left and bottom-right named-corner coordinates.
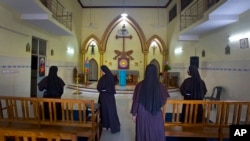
top-left (188, 65), bottom-right (204, 99)
top-left (47, 66), bottom-right (65, 97)
top-left (138, 64), bottom-right (162, 115)
top-left (100, 65), bottom-right (116, 94)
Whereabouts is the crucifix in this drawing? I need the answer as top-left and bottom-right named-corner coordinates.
top-left (113, 24), bottom-right (134, 60)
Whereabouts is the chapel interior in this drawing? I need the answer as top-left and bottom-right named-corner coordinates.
top-left (0, 0), bottom-right (250, 141)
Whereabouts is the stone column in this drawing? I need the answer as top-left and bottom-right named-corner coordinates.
top-left (81, 50), bottom-right (86, 72)
top-left (99, 50), bottom-right (105, 78)
top-left (143, 51), bottom-right (148, 70)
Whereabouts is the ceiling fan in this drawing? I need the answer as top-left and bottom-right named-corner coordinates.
top-left (88, 7), bottom-right (95, 28)
top-left (151, 0), bottom-right (167, 29)
top-left (83, 0), bottom-right (96, 28)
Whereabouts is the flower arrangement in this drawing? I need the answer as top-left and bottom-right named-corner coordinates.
top-left (164, 64), bottom-right (171, 72)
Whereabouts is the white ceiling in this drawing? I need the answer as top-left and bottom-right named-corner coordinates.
top-left (179, 0), bottom-right (250, 40)
top-left (0, 0), bottom-right (250, 39)
top-left (78, 0), bottom-right (170, 8)
top-left (0, 0), bottom-right (72, 35)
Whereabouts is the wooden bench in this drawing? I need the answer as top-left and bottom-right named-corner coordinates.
top-left (220, 101), bottom-right (250, 139)
top-left (163, 100), bottom-right (250, 141)
top-left (0, 127), bottom-right (77, 141)
top-left (0, 96), bottom-right (100, 141)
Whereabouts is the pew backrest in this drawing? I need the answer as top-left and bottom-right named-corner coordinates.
top-left (220, 101), bottom-right (250, 138)
top-left (162, 99), bottom-right (250, 140)
top-left (0, 96), bottom-right (100, 141)
top-left (0, 96), bottom-right (39, 124)
top-left (38, 98), bottom-right (99, 127)
top-left (163, 99), bottom-right (224, 125)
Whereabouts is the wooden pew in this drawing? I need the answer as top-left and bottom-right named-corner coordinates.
top-left (163, 100), bottom-right (224, 140)
top-left (0, 127), bottom-right (77, 141)
top-left (220, 101), bottom-right (250, 139)
top-left (0, 96), bottom-right (100, 141)
top-left (0, 96), bottom-right (40, 125)
top-left (163, 100), bottom-right (250, 141)
top-left (38, 98), bottom-right (100, 141)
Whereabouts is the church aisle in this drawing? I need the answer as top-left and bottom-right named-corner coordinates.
top-left (63, 88), bottom-right (136, 141)
top-left (100, 94), bottom-right (135, 141)
top-left (99, 91), bottom-right (183, 141)
top-left (63, 87), bottom-right (183, 141)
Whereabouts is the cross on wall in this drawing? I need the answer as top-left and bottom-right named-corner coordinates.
top-left (113, 24), bottom-right (134, 60)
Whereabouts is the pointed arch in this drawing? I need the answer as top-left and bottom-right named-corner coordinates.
top-left (88, 58), bottom-right (98, 81)
top-left (101, 15), bottom-right (147, 52)
top-left (146, 34), bottom-right (167, 53)
top-left (81, 34), bottom-right (101, 51)
top-left (149, 59), bottom-right (161, 75)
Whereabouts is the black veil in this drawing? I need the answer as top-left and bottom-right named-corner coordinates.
top-left (138, 64), bottom-right (162, 115)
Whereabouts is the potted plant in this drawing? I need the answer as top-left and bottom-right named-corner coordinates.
top-left (164, 64), bottom-right (171, 72)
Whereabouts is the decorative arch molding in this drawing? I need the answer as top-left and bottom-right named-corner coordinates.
top-left (81, 34), bottom-right (101, 52)
top-left (149, 58), bottom-right (161, 74)
top-left (147, 34), bottom-right (167, 53)
top-left (100, 15), bottom-right (147, 52)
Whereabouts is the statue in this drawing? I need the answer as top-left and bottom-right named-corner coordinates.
top-left (84, 57), bottom-right (90, 73)
top-left (84, 57), bottom-right (90, 87)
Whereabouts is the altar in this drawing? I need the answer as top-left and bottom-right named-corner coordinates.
top-left (111, 70), bottom-right (139, 85)
top-left (162, 72), bottom-right (179, 89)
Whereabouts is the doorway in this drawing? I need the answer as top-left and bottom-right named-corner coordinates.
top-left (88, 58), bottom-right (98, 81)
top-left (30, 37), bottom-right (47, 98)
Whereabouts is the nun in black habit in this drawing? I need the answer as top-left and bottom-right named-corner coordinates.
top-left (97, 65), bottom-right (120, 134)
top-left (38, 66), bottom-right (65, 120)
top-left (180, 65), bottom-right (207, 123)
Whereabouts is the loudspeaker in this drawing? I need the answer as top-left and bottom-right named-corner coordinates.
top-left (190, 56), bottom-right (199, 68)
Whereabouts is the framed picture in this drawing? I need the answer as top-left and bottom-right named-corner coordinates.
top-left (39, 57), bottom-right (45, 77)
top-left (240, 38), bottom-right (249, 49)
top-left (225, 44), bottom-right (230, 55)
top-left (118, 57), bottom-right (129, 69)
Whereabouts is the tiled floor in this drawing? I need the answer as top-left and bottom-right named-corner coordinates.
top-left (63, 83), bottom-right (182, 141)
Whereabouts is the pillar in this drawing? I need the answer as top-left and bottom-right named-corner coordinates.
top-left (143, 51), bottom-right (148, 70)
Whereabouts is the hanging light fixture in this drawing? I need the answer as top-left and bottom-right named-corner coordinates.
top-left (121, 0), bottom-right (127, 17)
top-left (151, 0), bottom-right (167, 28)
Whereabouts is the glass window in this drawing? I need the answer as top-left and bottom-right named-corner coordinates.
top-left (39, 40), bottom-right (47, 56)
top-left (169, 5), bottom-right (177, 22)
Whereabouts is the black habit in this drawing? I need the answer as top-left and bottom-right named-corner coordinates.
top-left (97, 65), bottom-right (120, 134)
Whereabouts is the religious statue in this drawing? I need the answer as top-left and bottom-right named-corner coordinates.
top-left (84, 57), bottom-right (90, 86)
top-left (84, 57), bottom-right (90, 73)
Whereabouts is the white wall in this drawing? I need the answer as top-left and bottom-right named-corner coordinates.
top-left (0, 1), bottom-right (82, 97)
top-left (169, 10), bottom-right (250, 100)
